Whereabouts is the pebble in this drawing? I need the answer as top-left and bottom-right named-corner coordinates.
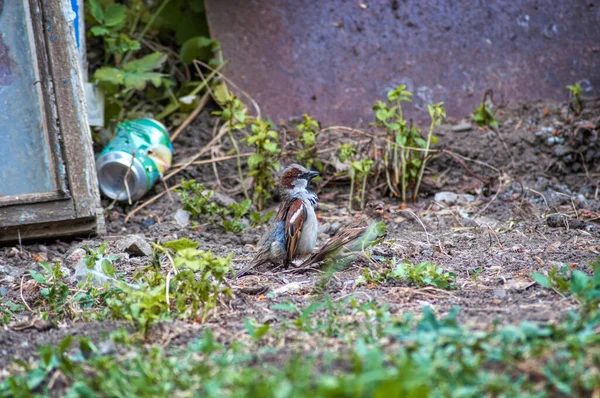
top-left (65, 248), bottom-right (87, 268)
top-left (492, 289), bottom-right (507, 298)
top-left (451, 122), bottom-right (473, 132)
top-left (433, 191), bottom-right (476, 205)
top-left (212, 192), bottom-right (237, 207)
top-left (141, 218), bottom-right (155, 228)
top-left (116, 235), bottom-right (153, 257)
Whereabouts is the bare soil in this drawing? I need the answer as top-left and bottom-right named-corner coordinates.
top-left (1, 98), bottom-right (599, 367)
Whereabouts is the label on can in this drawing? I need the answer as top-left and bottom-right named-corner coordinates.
top-left (98, 118), bottom-right (173, 191)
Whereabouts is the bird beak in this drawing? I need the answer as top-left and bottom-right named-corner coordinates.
top-left (307, 170), bottom-right (320, 180)
top-left (375, 203), bottom-right (385, 214)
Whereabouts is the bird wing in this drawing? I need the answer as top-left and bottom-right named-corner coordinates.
top-left (300, 218), bottom-right (368, 267)
top-left (285, 199), bottom-right (307, 262)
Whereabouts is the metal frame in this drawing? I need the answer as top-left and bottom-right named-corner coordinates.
top-left (0, 0), bottom-right (103, 242)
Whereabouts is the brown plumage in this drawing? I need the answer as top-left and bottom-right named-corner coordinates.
top-left (299, 201), bottom-right (385, 268)
top-left (236, 164), bottom-right (319, 277)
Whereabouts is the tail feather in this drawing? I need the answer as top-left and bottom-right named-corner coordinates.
top-left (298, 251), bottom-right (328, 269)
top-left (236, 250), bottom-right (269, 278)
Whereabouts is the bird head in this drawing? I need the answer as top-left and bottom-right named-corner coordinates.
top-left (280, 164), bottom-right (319, 194)
top-left (364, 201), bottom-right (385, 218)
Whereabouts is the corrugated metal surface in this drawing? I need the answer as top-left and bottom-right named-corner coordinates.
top-left (206, 0), bottom-right (600, 125)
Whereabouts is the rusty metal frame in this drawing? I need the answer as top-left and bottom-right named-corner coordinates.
top-left (0, 0), bottom-right (103, 242)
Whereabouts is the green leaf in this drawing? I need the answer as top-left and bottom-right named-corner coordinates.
top-left (253, 323), bottom-right (270, 340)
top-left (264, 142), bottom-right (280, 153)
top-left (180, 36), bottom-right (216, 64)
top-left (233, 110), bottom-right (246, 124)
top-left (414, 137), bottom-right (427, 148)
top-left (58, 335), bottom-right (73, 354)
top-left (164, 238), bottom-right (199, 251)
top-left (87, 0), bottom-right (104, 23)
top-left (531, 272), bottom-right (552, 288)
top-left (94, 67), bottom-right (124, 86)
top-left (248, 153), bottom-right (265, 170)
top-left (90, 26), bottom-right (110, 36)
top-left (570, 270), bottom-right (589, 294)
top-left (123, 72), bottom-right (165, 90)
top-left (101, 259), bottom-right (115, 277)
top-left (123, 53), bottom-right (167, 73)
top-left (103, 3), bottom-right (127, 27)
top-left (29, 269), bottom-right (47, 284)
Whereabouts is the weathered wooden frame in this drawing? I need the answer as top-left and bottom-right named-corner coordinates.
top-left (0, 0), bottom-right (103, 242)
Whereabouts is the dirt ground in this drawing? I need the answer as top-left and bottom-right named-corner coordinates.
top-left (1, 97), bottom-right (599, 367)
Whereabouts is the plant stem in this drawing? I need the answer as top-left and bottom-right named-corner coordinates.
top-left (122, 0), bottom-right (171, 64)
top-left (227, 123), bottom-right (249, 200)
top-left (348, 170), bottom-right (355, 211)
top-left (400, 149), bottom-right (406, 203)
top-left (413, 119), bottom-right (435, 202)
top-left (384, 152), bottom-right (396, 197)
top-left (397, 99), bottom-right (406, 202)
top-left (360, 172), bottom-right (368, 209)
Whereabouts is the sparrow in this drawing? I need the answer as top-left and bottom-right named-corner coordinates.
top-left (299, 201), bottom-right (385, 269)
top-left (237, 164), bottom-right (319, 277)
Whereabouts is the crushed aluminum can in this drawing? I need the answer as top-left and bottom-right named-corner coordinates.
top-left (96, 118), bottom-right (172, 201)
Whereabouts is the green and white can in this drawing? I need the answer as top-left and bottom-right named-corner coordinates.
top-left (96, 118), bottom-right (173, 201)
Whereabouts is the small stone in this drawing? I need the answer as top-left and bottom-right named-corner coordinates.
top-left (59, 265), bottom-right (72, 278)
top-left (434, 191), bottom-right (459, 204)
top-left (553, 145), bottom-right (570, 157)
top-left (0, 287), bottom-right (7, 296)
top-left (174, 209), bottom-right (191, 227)
top-left (116, 235), bottom-right (152, 257)
top-left (65, 248), bottom-right (87, 268)
top-left (451, 122), bottom-right (473, 132)
top-left (7, 248), bottom-right (19, 257)
top-left (141, 218), bottom-right (155, 228)
top-left (211, 192), bottom-right (237, 208)
top-left (434, 191), bottom-right (476, 205)
top-left (492, 289), bottom-right (507, 298)
top-left (0, 264), bottom-right (24, 278)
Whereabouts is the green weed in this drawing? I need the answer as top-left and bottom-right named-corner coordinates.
top-left (472, 90), bottom-right (499, 129)
top-left (356, 259), bottom-right (456, 289)
top-left (86, 0), bottom-right (220, 127)
top-left (566, 82), bottom-right (583, 115)
top-left (413, 102), bottom-right (446, 201)
top-left (243, 119), bottom-right (281, 211)
top-left (176, 179), bottom-right (252, 233)
top-left (5, 286), bottom-right (600, 397)
top-left (295, 114), bottom-right (323, 171)
top-left (531, 259), bottom-right (600, 318)
top-left (373, 85), bottom-right (443, 203)
top-left (105, 239), bottom-right (233, 334)
top-left (212, 93), bottom-right (250, 200)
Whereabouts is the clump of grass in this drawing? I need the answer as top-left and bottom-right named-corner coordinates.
top-left (107, 238), bottom-right (233, 334)
top-left (472, 89), bottom-right (499, 129)
top-left (176, 179), bottom-right (252, 233)
top-left (373, 85), bottom-right (444, 203)
top-left (356, 259), bottom-right (456, 289)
